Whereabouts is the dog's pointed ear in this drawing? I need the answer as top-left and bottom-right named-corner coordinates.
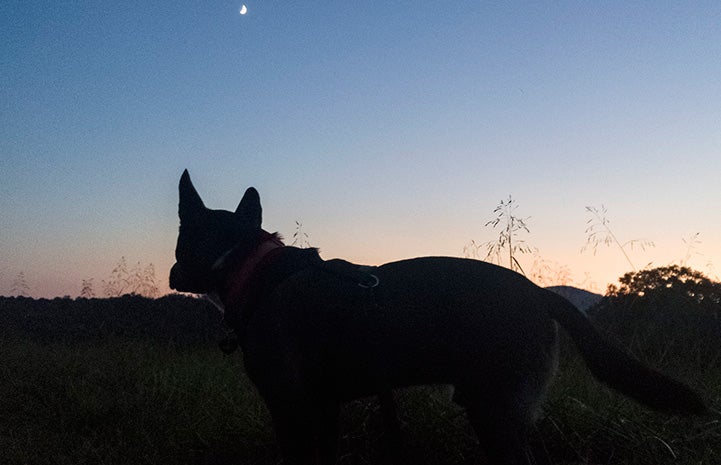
top-left (235, 187), bottom-right (262, 228)
top-left (178, 169), bottom-right (206, 220)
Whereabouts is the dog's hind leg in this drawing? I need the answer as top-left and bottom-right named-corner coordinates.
top-left (316, 400), bottom-right (341, 465)
top-left (455, 384), bottom-right (538, 465)
top-left (467, 400), bottom-right (535, 465)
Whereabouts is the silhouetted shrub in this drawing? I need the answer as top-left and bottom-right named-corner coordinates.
top-left (588, 266), bottom-right (721, 369)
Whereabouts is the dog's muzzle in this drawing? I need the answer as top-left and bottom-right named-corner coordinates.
top-left (169, 262), bottom-right (212, 294)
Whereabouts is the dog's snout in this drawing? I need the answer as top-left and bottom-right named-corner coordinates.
top-left (169, 263), bottom-right (183, 290)
top-left (169, 262), bottom-right (212, 294)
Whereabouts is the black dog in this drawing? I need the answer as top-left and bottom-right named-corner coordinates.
top-left (170, 170), bottom-right (706, 465)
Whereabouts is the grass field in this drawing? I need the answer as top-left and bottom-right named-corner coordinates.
top-left (0, 295), bottom-right (719, 464)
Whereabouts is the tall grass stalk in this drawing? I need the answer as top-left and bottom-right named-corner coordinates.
top-left (582, 205), bottom-right (654, 272)
top-left (466, 195), bottom-right (534, 275)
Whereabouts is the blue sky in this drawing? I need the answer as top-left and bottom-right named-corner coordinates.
top-left (2, 1), bottom-right (721, 297)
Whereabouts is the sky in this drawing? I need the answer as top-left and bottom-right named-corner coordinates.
top-left (2, 1), bottom-right (721, 298)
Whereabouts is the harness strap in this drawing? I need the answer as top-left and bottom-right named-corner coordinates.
top-left (311, 260), bottom-right (381, 317)
top-left (311, 260), bottom-right (380, 288)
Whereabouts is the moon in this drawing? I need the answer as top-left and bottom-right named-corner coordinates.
top-left (240, 4), bottom-right (248, 15)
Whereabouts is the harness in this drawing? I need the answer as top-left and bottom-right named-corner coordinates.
top-left (215, 232), bottom-right (380, 354)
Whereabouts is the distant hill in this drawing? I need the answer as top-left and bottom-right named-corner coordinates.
top-left (546, 286), bottom-right (603, 312)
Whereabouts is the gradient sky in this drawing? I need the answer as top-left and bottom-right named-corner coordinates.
top-left (2, 1), bottom-right (721, 298)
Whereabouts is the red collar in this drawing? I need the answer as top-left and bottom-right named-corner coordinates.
top-left (217, 231), bottom-right (284, 309)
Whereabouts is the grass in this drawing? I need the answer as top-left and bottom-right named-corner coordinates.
top-left (0, 296), bottom-right (719, 464)
top-left (535, 349), bottom-right (720, 465)
top-left (0, 336), bottom-right (278, 465)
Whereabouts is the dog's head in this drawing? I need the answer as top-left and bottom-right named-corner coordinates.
top-left (169, 170), bottom-right (263, 294)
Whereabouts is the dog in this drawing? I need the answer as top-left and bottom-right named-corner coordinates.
top-left (169, 170), bottom-right (706, 465)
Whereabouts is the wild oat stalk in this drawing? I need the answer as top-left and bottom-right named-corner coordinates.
top-left (10, 271), bottom-right (31, 297)
top-left (291, 220), bottom-right (312, 249)
top-left (680, 232), bottom-right (702, 267)
top-left (530, 253), bottom-right (573, 287)
top-left (581, 205), bottom-right (654, 272)
top-left (80, 278), bottom-right (95, 298)
top-left (466, 195), bottom-right (535, 275)
top-left (102, 257), bottom-right (159, 297)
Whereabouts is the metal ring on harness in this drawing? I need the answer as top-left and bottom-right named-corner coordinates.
top-left (358, 274), bottom-right (379, 289)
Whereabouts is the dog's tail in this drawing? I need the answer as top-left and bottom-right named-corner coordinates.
top-left (546, 291), bottom-right (707, 415)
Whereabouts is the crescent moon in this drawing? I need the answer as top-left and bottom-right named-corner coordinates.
top-left (240, 4), bottom-right (248, 15)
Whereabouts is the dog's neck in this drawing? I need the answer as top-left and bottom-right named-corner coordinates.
top-left (211, 230), bottom-right (285, 313)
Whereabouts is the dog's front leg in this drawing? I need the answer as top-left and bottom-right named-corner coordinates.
top-left (267, 399), bottom-right (340, 465)
top-left (378, 390), bottom-right (402, 462)
top-left (316, 400), bottom-right (341, 465)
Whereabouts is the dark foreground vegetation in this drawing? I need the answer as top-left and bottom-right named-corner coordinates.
top-left (1, 266), bottom-right (719, 464)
